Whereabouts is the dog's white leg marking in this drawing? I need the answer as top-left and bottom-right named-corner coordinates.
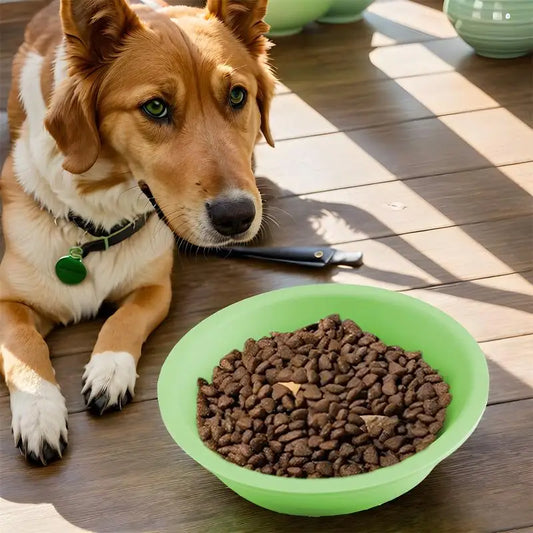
top-left (10, 370), bottom-right (68, 465)
top-left (82, 351), bottom-right (138, 414)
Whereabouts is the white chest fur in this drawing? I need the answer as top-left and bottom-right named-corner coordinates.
top-left (7, 47), bottom-right (175, 323)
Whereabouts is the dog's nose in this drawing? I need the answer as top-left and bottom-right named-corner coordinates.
top-left (206, 196), bottom-right (256, 236)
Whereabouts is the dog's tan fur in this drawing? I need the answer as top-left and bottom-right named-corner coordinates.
top-left (0, 0), bottom-right (275, 465)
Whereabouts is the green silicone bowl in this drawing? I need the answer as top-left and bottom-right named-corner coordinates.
top-left (318, 0), bottom-right (375, 24)
top-left (158, 284), bottom-right (489, 516)
top-left (265, 0), bottom-right (335, 36)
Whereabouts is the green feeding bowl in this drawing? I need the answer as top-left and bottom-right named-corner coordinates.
top-left (319, 0), bottom-right (375, 24)
top-left (444, 0), bottom-right (533, 59)
top-left (158, 284), bottom-right (489, 516)
top-left (264, 0), bottom-right (335, 36)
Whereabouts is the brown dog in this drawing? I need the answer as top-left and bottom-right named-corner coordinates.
top-left (0, 0), bottom-right (275, 465)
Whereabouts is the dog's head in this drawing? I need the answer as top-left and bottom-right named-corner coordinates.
top-left (45, 0), bottom-right (275, 246)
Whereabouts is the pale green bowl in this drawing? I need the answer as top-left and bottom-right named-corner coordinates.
top-left (319, 0), bottom-right (375, 24)
top-left (444, 0), bottom-right (533, 58)
top-left (265, 0), bottom-right (335, 36)
top-left (158, 284), bottom-right (489, 516)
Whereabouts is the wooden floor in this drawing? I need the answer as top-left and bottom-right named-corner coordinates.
top-left (1, 1), bottom-right (532, 531)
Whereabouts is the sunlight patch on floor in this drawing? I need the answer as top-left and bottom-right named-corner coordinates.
top-left (255, 132), bottom-right (396, 195)
top-left (440, 108), bottom-right (533, 167)
top-left (0, 499), bottom-right (90, 533)
top-left (395, 71), bottom-right (500, 115)
top-left (368, 0), bottom-right (457, 39)
top-left (298, 180), bottom-right (455, 242)
top-left (498, 162), bottom-right (533, 196)
top-left (370, 32), bottom-right (398, 47)
top-left (369, 42), bottom-right (454, 78)
top-left (267, 93), bottom-right (339, 141)
top-left (409, 274), bottom-right (533, 342)
top-left (482, 336), bottom-right (533, 391)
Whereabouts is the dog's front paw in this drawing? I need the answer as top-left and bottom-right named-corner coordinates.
top-left (10, 380), bottom-right (68, 466)
top-left (82, 351), bottom-right (137, 415)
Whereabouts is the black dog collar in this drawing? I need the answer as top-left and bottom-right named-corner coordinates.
top-left (55, 212), bottom-right (151, 285)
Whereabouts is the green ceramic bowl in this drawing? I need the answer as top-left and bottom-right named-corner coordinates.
top-left (265, 0), bottom-right (335, 36)
top-left (444, 0), bottom-right (533, 58)
top-left (158, 284), bottom-right (489, 516)
top-left (318, 0), bottom-right (375, 24)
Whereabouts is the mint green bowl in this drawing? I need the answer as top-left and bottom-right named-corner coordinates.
top-left (265, 0), bottom-right (335, 36)
top-left (319, 0), bottom-right (375, 24)
top-left (158, 284), bottom-right (489, 516)
top-left (444, 0), bottom-right (533, 58)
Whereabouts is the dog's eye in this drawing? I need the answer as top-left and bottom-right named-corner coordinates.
top-left (229, 86), bottom-right (247, 109)
top-left (141, 99), bottom-right (169, 120)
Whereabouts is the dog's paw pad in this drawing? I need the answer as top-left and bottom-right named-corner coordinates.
top-left (10, 381), bottom-right (68, 466)
top-left (82, 351), bottom-right (137, 415)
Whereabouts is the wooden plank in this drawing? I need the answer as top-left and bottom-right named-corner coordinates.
top-left (345, 105), bottom-right (533, 181)
top-left (286, 66), bottom-right (531, 133)
top-left (1, 398), bottom-right (531, 532)
top-left (406, 272), bottom-right (533, 342)
top-left (0, 1), bottom-right (48, 25)
top-left (266, 171), bottom-right (533, 245)
top-left (366, 0), bottom-right (457, 39)
top-left (268, 93), bottom-right (337, 142)
top-left (256, 128), bottom-right (533, 193)
top-left (274, 35), bottom-right (532, 92)
top-left (482, 335), bottom-right (533, 405)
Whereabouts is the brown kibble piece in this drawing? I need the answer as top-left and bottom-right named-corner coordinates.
top-left (382, 380), bottom-right (397, 396)
top-left (272, 383), bottom-right (290, 400)
top-left (339, 464), bottom-right (362, 476)
top-left (302, 384), bottom-right (322, 400)
top-left (429, 422), bottom-right (443, 435)
top-left (362, 373), bottom-right (379, 387)
top-left (380, 453), bottom-right (399, 467)
top-left (389, 361), bottom-right (407, 376)
top-left (316, 462), bottom-right (334, 477)
top-left (417, 382), bottom-right (436, 401)
top-left (319, 370), bottom-right (334, 386)
top-left (318, 354), bottom-right (332, 371)
top-left (384, 435), bottom-right (404, 451)
top-left (339, 443), bottom-right (355, 457)
top-left (278, 430), bottom-right (305, 443)
top-left (363, 446), bottom-right (379, 465)
top-left (293, 442), bottom-right (312, 457)
top-left (367, 382), bottom-right (382, 400)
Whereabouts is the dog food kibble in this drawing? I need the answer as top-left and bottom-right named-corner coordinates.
top-left (197, 315), bottom-right (451, 478)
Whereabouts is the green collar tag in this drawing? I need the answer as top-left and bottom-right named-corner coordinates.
top-left (55, 246), bottom-right (87, 285)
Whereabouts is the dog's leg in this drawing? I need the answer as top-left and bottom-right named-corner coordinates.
top-left (82, 277), bottom-right (172, 415)
top-left (0, 301), bottom-right (67, 465)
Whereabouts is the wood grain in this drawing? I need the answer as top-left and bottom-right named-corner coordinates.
top-left (482, 335), bottom-right (533, 405)
top-left (264, 172), bottom-right (533, 245)
top-left (1, 398), bottom-right (532, 533)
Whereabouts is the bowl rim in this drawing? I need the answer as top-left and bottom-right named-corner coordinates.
top-left (158, 283), bottom-right (489, 493)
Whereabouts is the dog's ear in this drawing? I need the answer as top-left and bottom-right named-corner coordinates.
top-left (256, 66), bottom-right (276, 147)
top-left (206, 0), bottom-right (276, 147)
top-left (206, 0), bottom-right (271, 57)
top-left (45, 80), bottom-right (100, 175)
top-left (45, 0), bottom-right (141, 174)
top-left (60, 0), bottom-right (141, 67)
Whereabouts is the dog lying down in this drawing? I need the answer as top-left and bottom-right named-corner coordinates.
top-left (0, 0), bottom-right (275, 465)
